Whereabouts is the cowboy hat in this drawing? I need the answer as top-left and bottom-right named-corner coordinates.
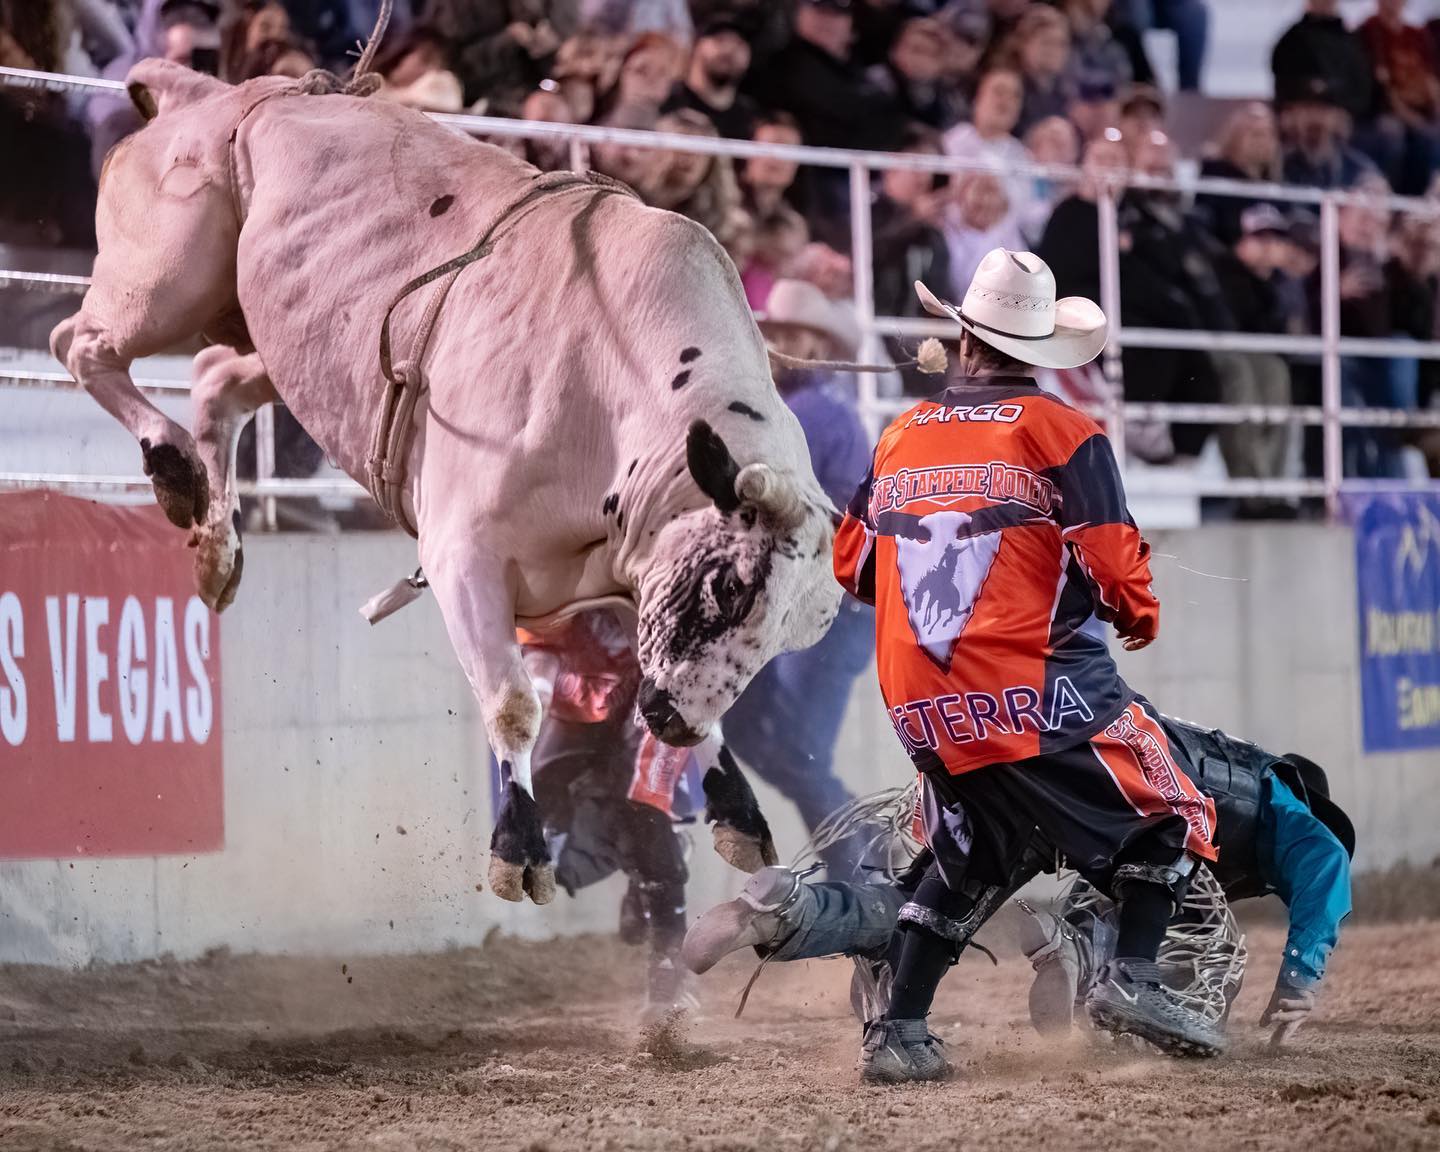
top-left (914, 248), bottom-right (1108, 371)
top-left (760, 279), bottom-right (859, 358)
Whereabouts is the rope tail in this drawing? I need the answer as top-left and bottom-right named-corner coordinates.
top-left (354, 0), bottom-right (393, 79)
top-left (765, 336), bottom-right (948, 378)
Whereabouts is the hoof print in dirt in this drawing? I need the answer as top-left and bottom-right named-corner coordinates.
top-left (141, 437), bottom-right (209, 529)
top-left (702, 749), bottom-right (777, 873)
top-left (489, 779), bottom-right (553, 904)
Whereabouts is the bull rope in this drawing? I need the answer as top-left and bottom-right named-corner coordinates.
top-left (370, 171), bottom-right (640, 535)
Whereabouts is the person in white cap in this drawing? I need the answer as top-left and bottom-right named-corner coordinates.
top-left (829, 248), bottom-right (1225, 1081)
top-left (721, 279), bottom-right (874, 876)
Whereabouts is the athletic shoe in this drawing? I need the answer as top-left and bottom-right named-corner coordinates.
top-left (1085, 957), bottom-right (1225, 1058)
top-left (1019, 908), bottom-right (1086, 1035)
top-left (859, 1018), bottom-right (951, 1084)
top-left (680, 866), bottom-right (803, 974)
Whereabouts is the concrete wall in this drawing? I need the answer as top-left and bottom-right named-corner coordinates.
top-left (0, 525), bottom-right (1430, 966)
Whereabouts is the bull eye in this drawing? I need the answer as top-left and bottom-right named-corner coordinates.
top-left (713, 569), bottom-right (748, 619)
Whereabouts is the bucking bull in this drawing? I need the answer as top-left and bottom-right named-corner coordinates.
top-left (52, 57), bottom-right (841, 903)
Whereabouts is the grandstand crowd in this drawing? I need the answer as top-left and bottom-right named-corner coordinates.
top-left (3, 0), bottom-right (1439, 506)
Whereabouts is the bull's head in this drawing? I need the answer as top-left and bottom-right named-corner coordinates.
top-left (633, 421), bottom-right (842, 745)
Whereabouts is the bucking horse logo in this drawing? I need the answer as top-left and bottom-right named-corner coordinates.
top-left (895, 511), bottom-right (1003, 670)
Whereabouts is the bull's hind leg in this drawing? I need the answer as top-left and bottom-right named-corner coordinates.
top-left (190, 346), bottom-right (278, 611)
top-left (422, 543), bottom-right (556, 905)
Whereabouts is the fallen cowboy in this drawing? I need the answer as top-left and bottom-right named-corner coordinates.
top-left (51, 15), bottom-right (838, 905)
top-left (508, 604), bottom-right (777, 1018)
top-left (683, 712), bottom-right (1355, 1062)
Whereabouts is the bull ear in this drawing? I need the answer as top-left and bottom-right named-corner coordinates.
top-left (124, 59), bottom-right (227, 121)
top-left (686, 420), bottom-right (741, 514)
top-left (128, 82), bottom-right (158, 121)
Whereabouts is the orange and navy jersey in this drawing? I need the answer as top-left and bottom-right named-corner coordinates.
top-left (833, 375), bottom-right (1159, 776)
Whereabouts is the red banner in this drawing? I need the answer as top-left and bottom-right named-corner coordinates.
top-left (0, 492), bottom-right (223, 857)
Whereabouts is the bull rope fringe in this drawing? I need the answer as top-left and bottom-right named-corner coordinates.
top-left (294, 0), bottom-right (392, 97)
top-left (766, 337), bottom-right (948, 378)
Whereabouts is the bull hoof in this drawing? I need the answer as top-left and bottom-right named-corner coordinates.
top-left (702, 749), bottom-right (777, 873)
top-left (141, 438), bottom-right (210, 529)
top-left (487, 858), bottom-right (556, 905)
top-left (711, 822), bottom-right (779, 874)
top-left (489, 780), bottom-right (552, 905)
top-left (194, 511), bottom-right (244, 612)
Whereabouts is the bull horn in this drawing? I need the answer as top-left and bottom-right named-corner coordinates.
top-left (736, 464), bottom-right (805, 528)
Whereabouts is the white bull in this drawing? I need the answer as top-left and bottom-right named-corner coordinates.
top-left (52, 61), bottom-right (841, 904)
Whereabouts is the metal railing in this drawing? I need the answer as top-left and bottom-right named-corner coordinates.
top-left (3, 64), bottom-right (1439, 521)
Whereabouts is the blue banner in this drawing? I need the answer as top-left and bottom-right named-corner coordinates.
top-left (1351, 493), bottom-right (1440, 753)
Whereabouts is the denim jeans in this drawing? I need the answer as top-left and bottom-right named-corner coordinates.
top-left (722, 596), bottom-right (875, 873)
top-left (1119, 0), bottom-right (1209, 90)
top-left (1341, 354), bottom-right (1419, 478)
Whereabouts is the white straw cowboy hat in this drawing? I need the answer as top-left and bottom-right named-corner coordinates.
top-left (914, 248), bottom-right (1107, 371)
top-left (760, 279), bottom-right (860, 358)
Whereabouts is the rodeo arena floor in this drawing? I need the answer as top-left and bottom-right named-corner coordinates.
top-left (2, 906), bottom-right (1440, 1152)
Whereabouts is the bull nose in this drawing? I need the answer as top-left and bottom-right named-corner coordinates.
top-left (637, 680), bottom-right (703, 746)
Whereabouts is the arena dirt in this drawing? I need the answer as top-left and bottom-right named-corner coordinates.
top-left (2, 911), bottom-right (1439, 1152)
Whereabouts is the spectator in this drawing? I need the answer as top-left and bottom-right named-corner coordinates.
top-left (942, 68), bottom-right (1031, 218)
top-left (275, 0), bottom-right (356, 71)
top-left (237, 35), bottom-right (317, 80)
top-left (375, 26), bottom-right (462, 110)
top-left (722, 204), bottom-right (757, 275)
top-left (548, 33), bottom-right (622, 125)
top-left (1119, 130), bottom-right (1229, 461)
top-left (1272, 0), bottom-right (1375, 128)
top-left (1357, 0), bottom-right (1440, 196)
top-left (748, 0), bottom-right (898, 152)
top-left (1211, 204), bottom-right (1296, 515)
top-left (222, 0), bottom-right (290, 81)
top-left (871, 124), bottom-right (952, 395)
top-left (1312, 174), bottom-right (1418, 478)
top-left (1021, 114), bottom-right (1080, 245)
top-left (725, 278), bottom-right (872, 876)
top-left (944, 170), bottom-right (1024, 298)
top-left (1389, 209), bottom-right (1440, 475)
top-left (1116, 0), bottom-right (1207, 91)
top-left (1280, 78), bottom-right (1379, 190)
top-left (1001, 4), bottom-right (1075, 137)
top-left (598, 30), bottom-right (684, 127)
top-left (866, 15), bottom-right (955, 132)
top-left (520, 86), bottom-right (578, 171)
top-left (790, 241), bottom-right (855, 306)
top-left (1117, 82), bottom-right (1165, 142)
top-left (1198, 102), bottom-right (1284, 245)
top-left (1062, 0), bottom-right (1132, 97)
top-left (580, 0), bottom-right (692, 44)
top-left (664, 16), bottom-right (757, 139)
top-left (0, 0), bottom-right (97, 248)
top-left (1068, 76), bottom-right (1121, 142)
top-left (741, 205), bottom-right (808, 309)
top-left (638, 109), bottom-right (743, 250)
top-left (741, 113), bottom-right (803, 220)
top-left (1038, 128), bottom-right (1128, 309)
top-left (933, 3), bottom-right (990, 122)
top-left (420, 0), bottom-right (573, 113)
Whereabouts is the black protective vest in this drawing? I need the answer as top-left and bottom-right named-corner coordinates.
top-left (1159, 716), bottom-right (1292, 901)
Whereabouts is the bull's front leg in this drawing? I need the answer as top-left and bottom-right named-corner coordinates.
top-left (423, 548), bottom-right (556, 905)
top-left (189, 346), bottom-right (278, 612)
